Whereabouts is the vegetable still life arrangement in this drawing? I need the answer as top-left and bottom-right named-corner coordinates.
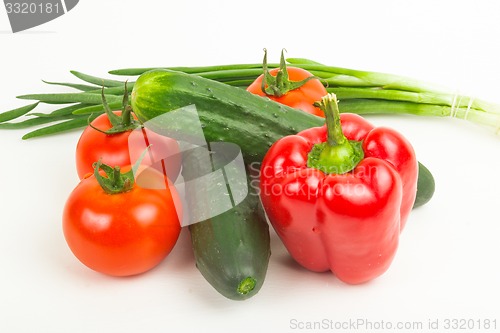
top-left (4, 48), bottom-right (500, 300)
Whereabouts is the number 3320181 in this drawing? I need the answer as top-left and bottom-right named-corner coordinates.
top-left (5, 2), bottom-right (61, 14)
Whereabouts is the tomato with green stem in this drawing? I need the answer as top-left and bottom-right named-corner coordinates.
top-left (75, 84), bottom-right (181, 181)
top-left (63, 157), bottom-right (182, 277)
top-left (246, 49), bottom-right (328, 117)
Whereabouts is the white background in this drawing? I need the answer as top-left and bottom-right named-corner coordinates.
top-left (1, 1), bottom-right (500, 332)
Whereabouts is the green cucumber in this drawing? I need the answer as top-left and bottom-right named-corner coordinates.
top-left (182, 144), bottom-right (270, 300)
top-left (131, 69), bottom-right (320, 164)
top-left (131, 69), bottom-right (435, 207)
top-left (414, 161), bottom-right (435, 208)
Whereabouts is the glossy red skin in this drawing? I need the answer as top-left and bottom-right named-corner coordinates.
top-left (75, 112), bottom-right (181, 182)
top-left (259, 113), bottom-right (418, 284)
top-left (63, 167), bottom-right (182, 277)
top-left (246, 67), bottom-right (327, 117)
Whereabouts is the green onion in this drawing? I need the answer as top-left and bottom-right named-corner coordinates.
top-left (70, 70), bottom-right (124, 87)
top-left (21, 115), bottom-right (97, 140)
top-left (0, 114), bottom-right (83, 129)
top-left (17, 92), bottom-right (122, 105)
top-left (71, 102), bottom-right (122, 115)
top-left (28, 103), bottom-right (89, 118)
top-left (0, 102), bottom-right (39, 123)
top-left (42, 80), bottom-right (99, 92)
top-left (3, 57), bottom-right (500, 138)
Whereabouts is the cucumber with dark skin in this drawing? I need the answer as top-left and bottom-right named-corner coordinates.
top-left (131, 69), bottom-right (435, 208)
top-left (414, 162), bottom-right (435, 208)
top-left (181, 144), bottom-right (270, 300)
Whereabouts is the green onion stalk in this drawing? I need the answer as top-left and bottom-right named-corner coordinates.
top-left (2, 57), bottom-right (500, 139)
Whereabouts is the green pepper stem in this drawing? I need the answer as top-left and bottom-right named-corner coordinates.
top-left (307, 93), bottom-right (364, 175)
top-left (317, 94), bottom-right (347, 146)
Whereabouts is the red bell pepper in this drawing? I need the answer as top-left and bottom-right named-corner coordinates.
top-left (259, 93), bottom-right (418, 284)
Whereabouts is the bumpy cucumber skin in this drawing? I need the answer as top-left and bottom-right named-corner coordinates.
top-left (188, 187), bottom-right (270, 300)
top-left (131, 69), bottom-right (322, 165)
top-left (182, 146), bottom-right (270, 301)
top-left (131, 69), bottom-right (435, 208)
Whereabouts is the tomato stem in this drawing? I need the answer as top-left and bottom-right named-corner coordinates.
top-left (92, 146), bottom-right (151, 194)
top-left (89, 81), bottom-right (141, 135)
top-left (93, 160), bottom-right (135, 194)
top-left (261, 49), bottom-right (318, 97)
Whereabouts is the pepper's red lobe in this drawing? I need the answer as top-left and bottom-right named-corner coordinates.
top-left (363, 126), bottom-right (418, 230)
top-left (318, 158), bottom-right (402, 284)
top-left (260, 113), bottom-right (418, 284)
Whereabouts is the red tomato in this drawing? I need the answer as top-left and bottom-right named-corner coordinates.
top-left (75, 111), bottom-right (181, 182)
top-left (246, 67), bottom-right (327, 117)
top-left (63, 166), bottom-right (182, 277)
